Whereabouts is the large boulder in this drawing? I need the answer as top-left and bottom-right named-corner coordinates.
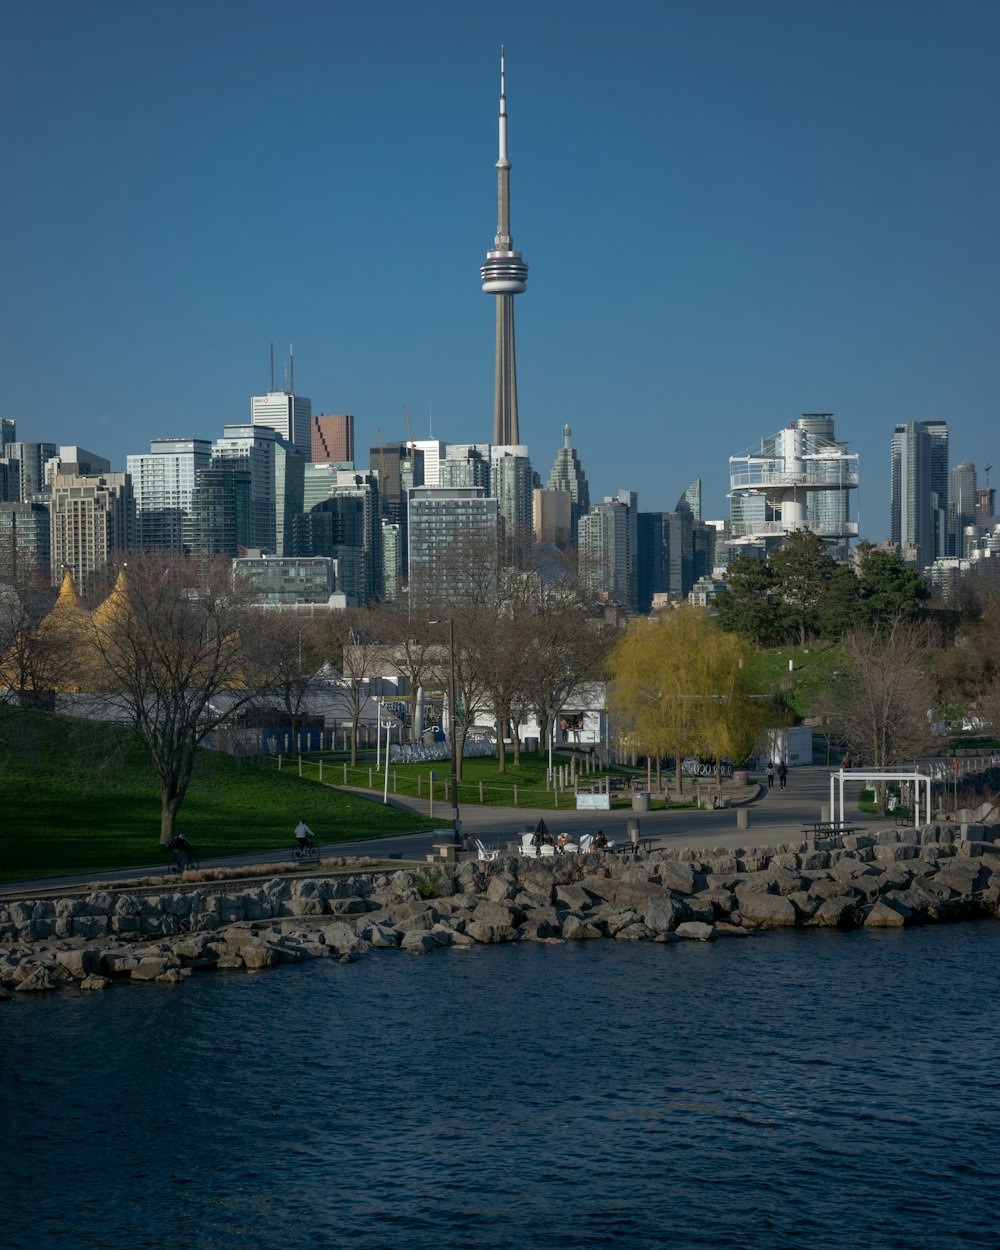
top-left (675, 921), bottom-right (715, 941)
top-left (734, 889), bottom-right (798, 927)
top-left (465, 900), bottom-right (518, 944)
top-left (561, 913), bottom-right (603, 941)
top-left (864, 899), bottom-right (909, 927)
top-left (656, 860), bottom-right (697, 894)
top-left (641, 897), bottom-right (684, 934)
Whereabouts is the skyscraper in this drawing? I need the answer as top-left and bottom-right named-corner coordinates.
top-left (949, 461), bottom-right (977, 557)
top-left (49, 471), bottom-right (135, 588)
top-left (127, 438), bottom-right (212, 550)
top-left (481, 48), bottom-right (529, 447)
top-left (311, 414), bottom-right (354, 465)
top-left (251, 381), bottom-right (312, 460)
top-left (579, 491), bottom-right (638, 613)
top-left (546, 425), bottom-right (590, 545)
top-left (891, 421), bottom-right (934, 570)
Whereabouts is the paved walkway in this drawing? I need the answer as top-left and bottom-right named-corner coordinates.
top-left (1, 766), bottom-right (875, 897)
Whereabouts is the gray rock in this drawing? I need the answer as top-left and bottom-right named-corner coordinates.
top-left (131, 958), bottom-right (171, 981)
top-left (809, 896), bottom-right (861, 928)
top-left (864, 899), bottom-right (909, 927)
top-left (16, 966), bottom-right (60, 992)
top-left (80, 974), bottom-right (112, 990)
top-left (553, 883), bottom-right (591, 910)
top-left (561, 913), bottom-right (603, 941)
top-left (401, 931), bottom-right (438, 954)
top-left (641, 897), bottom-right (684, 934)
top-left (675, 921), bottom-right (715, 941)
top-left (54, 947), bottom-right (102, 979)
top-left (657, 860), bottom-right (696, 893)
top-left (734, 889), bottom-right (798, 927)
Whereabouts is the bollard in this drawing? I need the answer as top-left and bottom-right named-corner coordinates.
top-left (514, 784), bottom-right (518, 805)
top-left (343, 762), bottom-right (348, 784)
top-left (393, 770), bottom-right (397, 793)
top-left (277, 755), bottom-right (282, 772)
top-left (318, 760), bottom-right (323, 783)
top-left (298, 755), bottom-right (303, 778)
top-left (368, 767), bottom-right (373, 788)
top-left (737, 808), bottom-right (749, 831)
top-left (479, 781), bottom-right (484, 803)
top-left (418, 774), bottom-right (422, 797)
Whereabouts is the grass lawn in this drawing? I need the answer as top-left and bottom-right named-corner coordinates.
top-left (745, 641), bottom-right (848, 721)
top-left (0, 709), bottom-right (446, 881)
top-left (287, 748), bottom-right (615, 812)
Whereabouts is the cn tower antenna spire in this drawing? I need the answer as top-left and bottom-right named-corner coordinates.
top-left (481, 45), bottom-right (528, 447)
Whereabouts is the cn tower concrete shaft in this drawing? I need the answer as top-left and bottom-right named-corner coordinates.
top-left (480, 47), bottom-right (528, 447)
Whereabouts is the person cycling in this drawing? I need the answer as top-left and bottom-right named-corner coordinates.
top-left (294, 819), bottom-right (316, 851)
top-left (169, 831), bottom-right (194, 871)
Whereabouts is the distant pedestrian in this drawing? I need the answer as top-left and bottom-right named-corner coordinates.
top-left (777, 761), bottom-right (788, 791)
top-left (843, 753), bottom-right (852, 770)
top-left (766, 761), bottom-right (775, 790)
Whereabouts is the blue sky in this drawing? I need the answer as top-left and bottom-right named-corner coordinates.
top-left (3, 0), bottom-right (998, 541)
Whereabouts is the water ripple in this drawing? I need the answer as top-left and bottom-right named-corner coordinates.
top-left (2, 925), bottom-right (1000, 1249)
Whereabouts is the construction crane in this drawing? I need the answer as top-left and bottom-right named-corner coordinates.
top-left (985, 464), bottom-right (993, 488)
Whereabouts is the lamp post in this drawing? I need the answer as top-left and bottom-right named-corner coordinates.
top-left (447, 617), bottom-right (461, 845)
top-left (429, 616), bottom-right (463, 846)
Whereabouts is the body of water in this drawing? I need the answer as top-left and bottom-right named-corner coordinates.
top-left (2, 923), bottom-right (999, 1249)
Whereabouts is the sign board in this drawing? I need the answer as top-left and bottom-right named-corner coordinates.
top-left (576, 793), bottom-right (611, 810)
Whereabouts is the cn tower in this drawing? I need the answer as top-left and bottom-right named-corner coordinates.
top-left (480, 46), bottom-right (528, 447)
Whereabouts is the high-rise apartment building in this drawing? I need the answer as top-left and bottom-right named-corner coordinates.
top-left (0, 502), bottom-right (51, 580)
top-left (49, 471), bottom-right (135, 589)
top-left (311, 414), bottom-right (354, 465)
top-left (891, 420), bottom-right (948, 570)
top-left (948, 461), bottom-right (977, 557)
top-left (0, 418), bottom-right (15, 454)
top-left (579, 491), bottom-right (638, 613)
top-left (407, 486), bottom-right (499, 607)
top-left (9, 442), bottom-right (57, 500)
top-left (274, 440), bottom-right (305, 557)
top-left (212, 424), bottom-right (278, 554)
top-left (251, 390), bottom-right (312, 460)
top-left (127, 438), bottom-right (212, 551)
top-left (481, 49), bottom-right (529, 446)
top-left (490, 445), bottom-right (534, 557)
top-left (183, 466), bottom-right (252, 557)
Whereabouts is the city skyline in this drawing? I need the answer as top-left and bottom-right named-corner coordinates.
top-left (2, 1), bottom-right (998, 541)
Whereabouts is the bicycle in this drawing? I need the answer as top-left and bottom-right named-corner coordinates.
top-left (168, 850), bottom-right (200, 873)
top-left (294, 837), bottom-right (321, 863)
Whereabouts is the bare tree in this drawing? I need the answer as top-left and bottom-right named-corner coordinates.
top-left (248, 612), bottom-right (330, 749)
top-left (820, 616), bottom-right (940, 801)
top-left (90, 552), bottom-right (267, 844)
top-left (332, 608), bottom-right (383, 765)
top-left (370, 602), bottom-right (438, 743)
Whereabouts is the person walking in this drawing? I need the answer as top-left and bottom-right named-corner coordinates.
top-left (766, 761), bottom-right (775, 790)
top-left (777, 760), bottom-right (788, 791)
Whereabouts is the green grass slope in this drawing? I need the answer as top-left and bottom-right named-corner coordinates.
top-left (0, 709), bottom-right (440, 880)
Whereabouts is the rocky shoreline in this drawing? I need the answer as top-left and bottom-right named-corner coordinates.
top-left (3, 823), bottom-right (1000, 996)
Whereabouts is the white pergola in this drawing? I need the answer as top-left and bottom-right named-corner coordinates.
top-left (830, 768), bottom-right (933, 829)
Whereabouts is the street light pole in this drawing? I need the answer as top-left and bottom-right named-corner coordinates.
top-left (448, 617), bottom-right (461, 845)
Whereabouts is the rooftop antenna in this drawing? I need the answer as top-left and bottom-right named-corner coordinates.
top-left (289, 345), bottom-right (294, 394)
top-left (270, 342), bottom-right (275, 392)
top-left (985, 464), bottom-right (993, 487)
top-left (428, 404), bottom-right (433, 438)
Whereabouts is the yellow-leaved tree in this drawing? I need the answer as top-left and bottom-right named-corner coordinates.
top-left (608, 605), bottom-right (775, 796)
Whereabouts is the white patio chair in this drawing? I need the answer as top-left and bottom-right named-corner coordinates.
top-left (539, 844), bottom-right (556, 857)
top-left (475, 838), bottom-right (501, 862)
top-left (579, 834), bottom-right (594, 853)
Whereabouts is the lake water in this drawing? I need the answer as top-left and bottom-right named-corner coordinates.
top-left (3, 924), bottom-right (999, 1250)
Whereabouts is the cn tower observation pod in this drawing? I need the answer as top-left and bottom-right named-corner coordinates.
top-left (728, 423), bottom-right (859, 545)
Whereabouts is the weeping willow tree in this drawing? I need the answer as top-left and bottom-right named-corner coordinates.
top-left (608, 605), bottom-right (775, 795)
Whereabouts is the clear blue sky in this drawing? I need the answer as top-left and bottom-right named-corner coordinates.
top-left (3, 0), bottom-right (998, 541)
